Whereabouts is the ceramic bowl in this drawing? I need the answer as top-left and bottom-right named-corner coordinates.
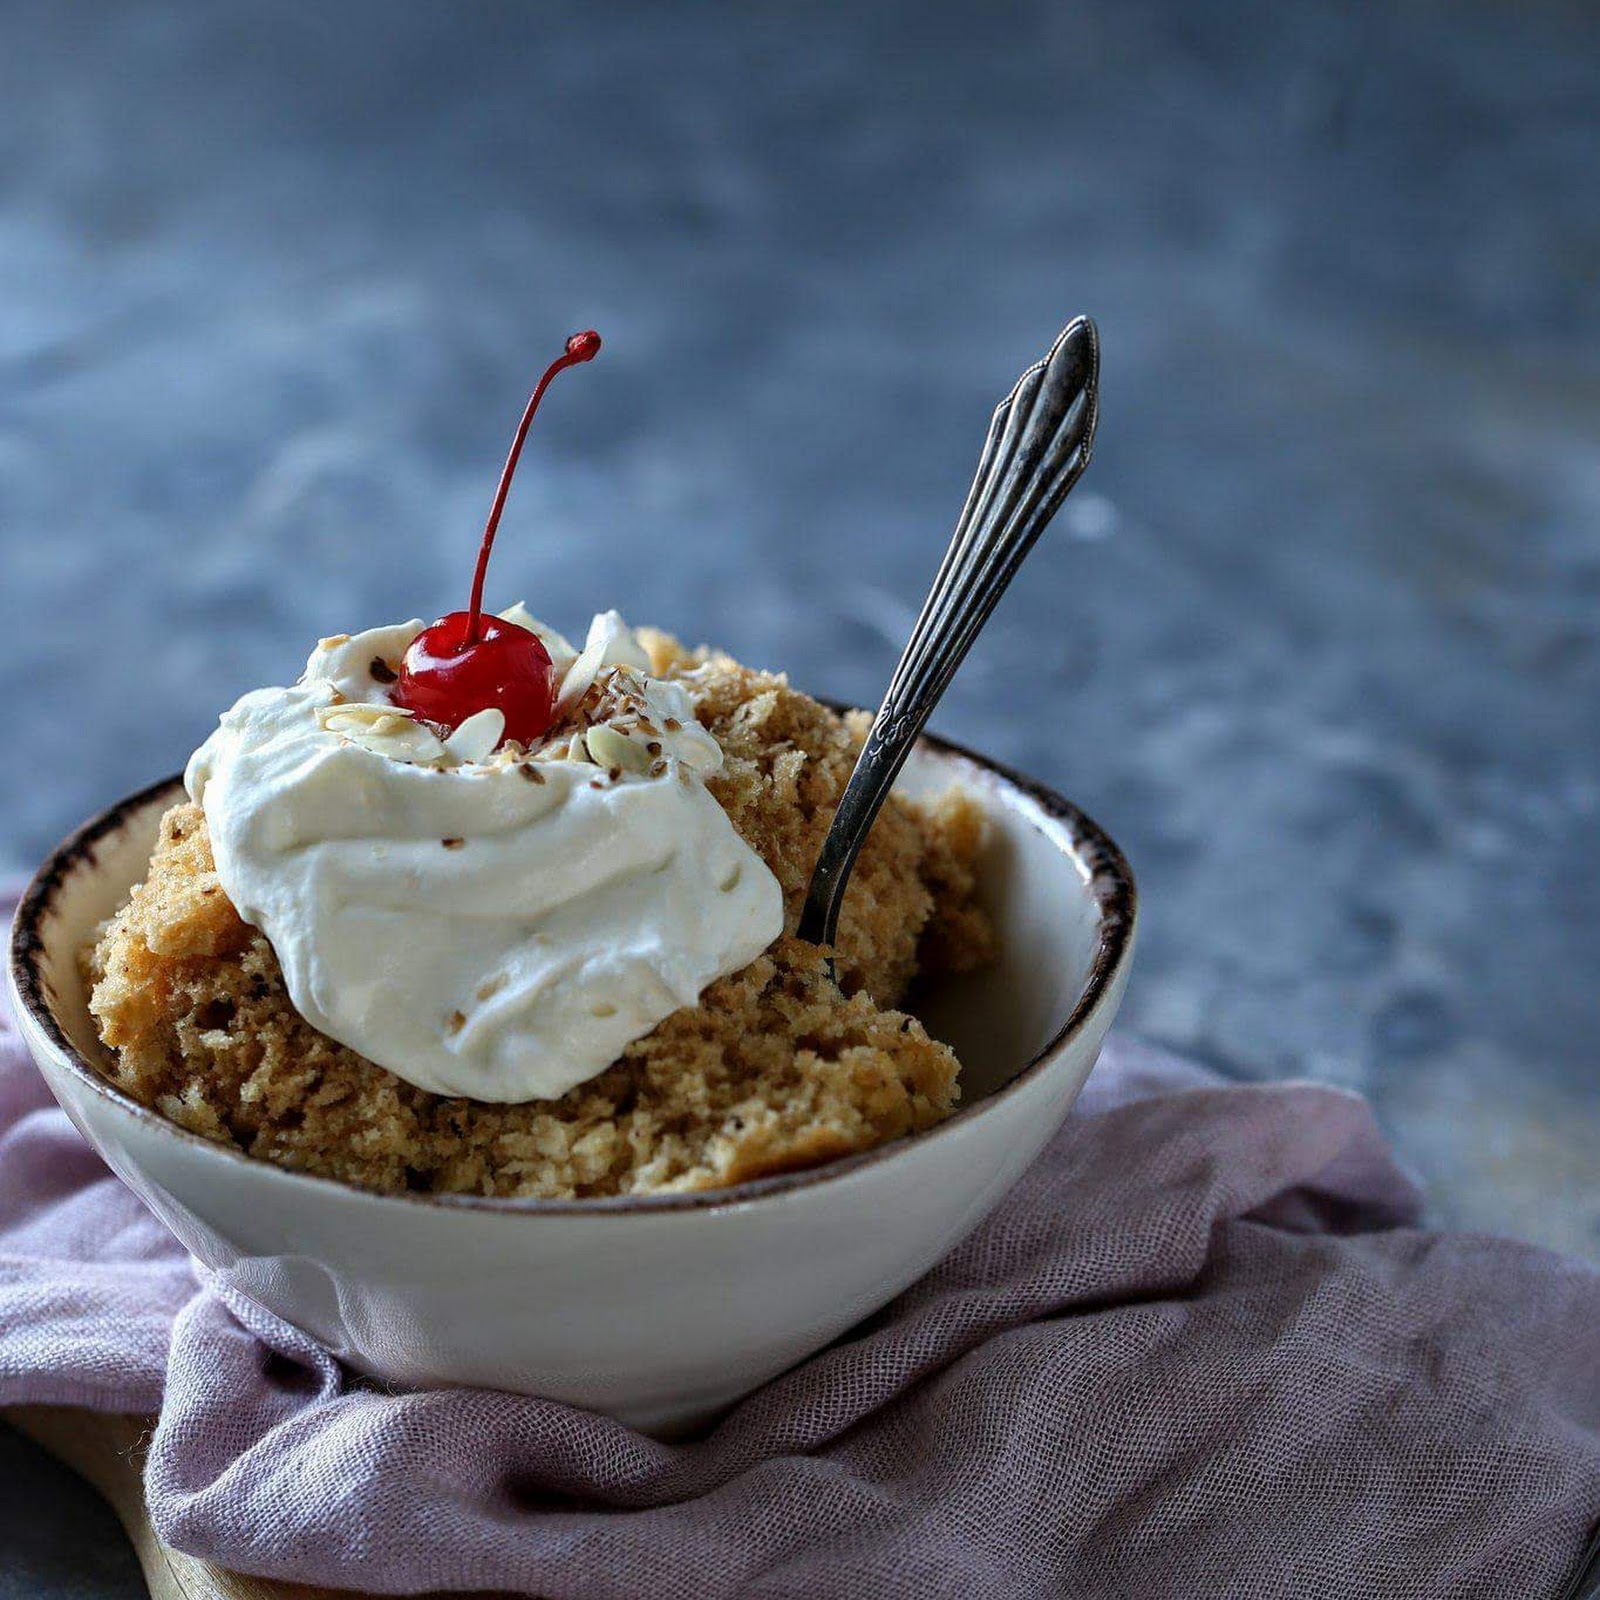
top-left (8, 734), bottom-right (1135, 1433)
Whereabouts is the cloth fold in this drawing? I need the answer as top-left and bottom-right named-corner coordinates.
top-left (2, 890), bottom-right (1596, 1597)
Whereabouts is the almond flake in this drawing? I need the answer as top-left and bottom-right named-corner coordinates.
top-left (317, 701), bottom-right (416, 731)
top-left (554, 635), bottom-right (607, 720)
top-left (316, 701), bottom-right (446, 765)
top-left (443, 708), bottom-right (506, 765)
top-left (585, 722), bottom-right (653, 775)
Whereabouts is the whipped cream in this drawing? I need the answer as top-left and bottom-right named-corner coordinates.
top-left (185, 609), bottom-right (783, 1103)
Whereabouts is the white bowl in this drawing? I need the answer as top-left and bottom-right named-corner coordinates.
top-left (9, 735), bottom-right (1135, 1434)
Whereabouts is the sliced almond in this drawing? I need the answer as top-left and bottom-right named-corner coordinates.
top-left (319, 708), bottom-right (446, 766)
top-left (498, 603), bottom-right (577, 671)
top-left (668, 721), bottom-right (723, 775)
top-left (585, 722), bottom-right (653, 775)
top-left (317, 701), bottom-right (417, 731)
top-left (443, 708), bottom-right (506, 766)
top-left (553, 634), bottom-right (607, 721)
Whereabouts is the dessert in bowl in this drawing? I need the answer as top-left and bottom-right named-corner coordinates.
top-left (11, 735), bottom-right (1132, 1431)
top-left (85, 612), bottom-right (997, 1200)
top-left (7, 324), bottom-right (1134, 1429)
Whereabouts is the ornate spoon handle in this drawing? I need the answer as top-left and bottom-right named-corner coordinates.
top-left (798, 316), bottom-right (1100, 950)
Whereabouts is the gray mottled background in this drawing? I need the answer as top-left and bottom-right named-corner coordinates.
top-left (2, 0), bottom-right (1597, 1588)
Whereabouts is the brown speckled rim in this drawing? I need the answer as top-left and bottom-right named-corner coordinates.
top-left (9, 733), bottom-right (1136, 1218)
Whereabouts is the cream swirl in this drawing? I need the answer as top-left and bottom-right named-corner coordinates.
top-left (185, 610), bottom-right (783, 1103)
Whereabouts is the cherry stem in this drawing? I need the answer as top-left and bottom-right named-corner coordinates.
top-left (464, 330), bottom-right (602, 646)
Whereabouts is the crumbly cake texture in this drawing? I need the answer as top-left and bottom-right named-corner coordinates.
top-left (86, 638), bottom-right (996, 1199)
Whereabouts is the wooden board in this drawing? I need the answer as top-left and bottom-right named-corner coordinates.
top-left (4, 1406), bottom-right (512, 1600)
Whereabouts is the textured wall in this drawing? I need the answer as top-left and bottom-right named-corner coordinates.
top-left (4, 0), bottom-right (1597, 1251)
top-left (5, 0), bottom-right (1598, 1583)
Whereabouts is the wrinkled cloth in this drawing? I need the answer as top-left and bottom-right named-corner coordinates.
top-left (2, 895), bottom-right (1597, 1599)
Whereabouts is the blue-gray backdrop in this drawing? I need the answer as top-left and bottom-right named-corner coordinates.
top-left (2, 2), bottom-right (1596, 1588)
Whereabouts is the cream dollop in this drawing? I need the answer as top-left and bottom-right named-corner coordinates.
top-left (185, 609), bottom-right (783, 1103)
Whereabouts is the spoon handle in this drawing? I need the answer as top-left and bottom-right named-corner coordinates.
top-left (798, 316), bottom-right (1100, 950)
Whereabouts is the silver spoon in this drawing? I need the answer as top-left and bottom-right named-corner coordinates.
top-left (798, 316), bottom-right (1100, 951)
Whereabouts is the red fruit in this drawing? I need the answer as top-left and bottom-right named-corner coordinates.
top-left (396, 612), bottom-right (557, 746)
top-left (392, 329), bottom-right (600, 746)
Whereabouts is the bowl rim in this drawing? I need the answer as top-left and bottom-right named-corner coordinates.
top-left (9, 730), bottom-right (1136, 1218)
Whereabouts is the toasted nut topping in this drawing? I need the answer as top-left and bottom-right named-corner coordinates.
top-left (442, 708), bottom-right (506, 766)
top-left (318, 701), bottom-right (414, 729)
top-left (316, 701), bottom-right (447, 765)
top-left (586, 722), bottom-right (652, 775)
top-left (554, 635), bottom-right (607, 720)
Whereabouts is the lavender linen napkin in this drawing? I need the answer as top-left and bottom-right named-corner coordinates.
top-left (2, 895), bottom-right (1598, 1597)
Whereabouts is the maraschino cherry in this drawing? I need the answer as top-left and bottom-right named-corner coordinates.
top-left (393, 330), bottom-right (602, 746)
